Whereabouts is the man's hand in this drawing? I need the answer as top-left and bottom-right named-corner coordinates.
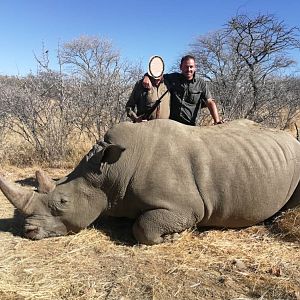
top-left (133, 115), bottom-right (147, 123)
top-left (142, 75), bottom-right (153, 89)
top-left (214, 120), bottom-right (226, 125)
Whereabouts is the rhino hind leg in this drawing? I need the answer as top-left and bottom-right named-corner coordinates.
top-left (132, 209), bottom-right (195, 245)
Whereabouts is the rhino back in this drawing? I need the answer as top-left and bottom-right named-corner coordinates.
top-left (103, 119), bottom-right (300, 227)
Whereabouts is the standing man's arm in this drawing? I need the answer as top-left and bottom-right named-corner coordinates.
top-left (202, 80), bottom-right (223, 125)
top-left (206, 98), bottom-right (223, 125)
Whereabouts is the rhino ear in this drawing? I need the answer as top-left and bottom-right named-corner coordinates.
top-left (101, 143), bottom-right (126, 164)
top-left (88, 141), bottom-right (125, 165)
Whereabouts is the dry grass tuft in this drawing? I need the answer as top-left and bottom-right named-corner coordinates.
top-left (0, 130), bottom-right (36, 167)
top-left (271, 207), bottom-right (300, 242)
top-left (0, 168), bottom-right (299, 300)
top-left (0, 129), bottom-right (94, 168)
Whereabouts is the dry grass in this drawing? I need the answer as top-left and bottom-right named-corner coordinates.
top-left (0, 167), bottom-right (299, 300)
top-left (271, 207), bottom-right (300, 241)
top-left (0, 129), bottom-right (93, 168)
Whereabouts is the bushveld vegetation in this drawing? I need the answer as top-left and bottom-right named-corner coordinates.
top-left (0, 37), bottom-right (143, 166)
top-left (0, 13), bottom-right (300, 300)
top-left (1, 14), bottom-right (300, 165)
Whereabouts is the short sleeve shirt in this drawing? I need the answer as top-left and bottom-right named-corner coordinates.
top-left (164, 73), bottom-right (212, 125)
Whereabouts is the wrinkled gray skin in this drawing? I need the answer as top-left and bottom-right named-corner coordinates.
top-left (1, 119), bottom-right (300, 245)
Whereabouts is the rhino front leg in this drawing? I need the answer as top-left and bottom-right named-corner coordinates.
top-left (132, 209), bottom-right (195, 245)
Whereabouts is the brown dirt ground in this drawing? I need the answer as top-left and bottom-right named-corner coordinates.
top-left (0, 166), bottom-right (299, 300)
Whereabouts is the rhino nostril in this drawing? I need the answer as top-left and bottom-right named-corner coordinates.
top-left (24, 226), bottom-right (39, 239)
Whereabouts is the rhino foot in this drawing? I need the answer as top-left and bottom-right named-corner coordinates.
top-left (133, 219), bottom-right (163, 245)
top-left (132, 209), bottom-right (194, 245)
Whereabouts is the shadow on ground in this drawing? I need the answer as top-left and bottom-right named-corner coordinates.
top-left (0, 209), bottom-right (25, 237)
top-left (92, 216), bottom-right (136, 245)
top-left (15, 176), bottom-right (37, 188)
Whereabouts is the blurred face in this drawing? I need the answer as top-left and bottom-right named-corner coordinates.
top-left (180, 58), bottom-right (196, 80)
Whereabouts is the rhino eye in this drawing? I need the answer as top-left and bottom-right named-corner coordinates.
top-left (57, 197), bottom-right (68, 208)
top-left (50, 197), bottom-right (68, 215)
top-left (60, 198), bottom-right (68, 204)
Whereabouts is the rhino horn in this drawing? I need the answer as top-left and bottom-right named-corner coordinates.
top-left (36, 170), bottom-right (56, 193)
top-left (0, 175), bottom-right (35, 214)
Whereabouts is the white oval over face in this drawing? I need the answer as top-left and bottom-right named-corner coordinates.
top-left (148, 55), bottom-right (164, 79)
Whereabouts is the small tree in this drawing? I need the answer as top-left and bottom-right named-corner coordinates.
top-left (60, 35), bottom-right (142, 139)
top-left (227, 14), bottom-right (299, 118)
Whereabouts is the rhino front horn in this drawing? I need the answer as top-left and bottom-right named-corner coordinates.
top-left (0, 175), bottom-right (35, 214)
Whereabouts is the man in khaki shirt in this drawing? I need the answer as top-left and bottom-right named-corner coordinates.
top-left (125, 56), bottom-right (170, 122)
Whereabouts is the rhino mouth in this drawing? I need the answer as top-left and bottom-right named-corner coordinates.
top-left (24, 224), bottom-right (66, 240)
top-left (24, 224), bottom-right (54, 240)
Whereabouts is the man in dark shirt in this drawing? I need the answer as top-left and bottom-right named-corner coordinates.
top-left (143, 55), bottom-right (223, 126)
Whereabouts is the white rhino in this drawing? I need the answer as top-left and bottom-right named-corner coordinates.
top-left (0, 119), bottom-right (299, 245)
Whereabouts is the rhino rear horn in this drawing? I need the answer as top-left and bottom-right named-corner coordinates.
top-left (36, 170), bottom-right (56, 193)
top-left (0, 175), bottom-right (35, 214)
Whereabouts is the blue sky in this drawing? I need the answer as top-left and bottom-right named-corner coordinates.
top-left (0, 0), bottom-right (300, 76)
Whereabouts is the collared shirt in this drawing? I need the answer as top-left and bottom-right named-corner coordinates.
top-left (164, 73), bottom-right (212, 125)
top-left (126, 78), bottom-right (170, 120)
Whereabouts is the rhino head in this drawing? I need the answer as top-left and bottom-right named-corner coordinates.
top-left (0, 141), bottom-right (125, 240)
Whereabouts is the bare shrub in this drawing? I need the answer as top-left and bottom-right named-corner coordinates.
top-left (0, 73), bottom-right (75, 164)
